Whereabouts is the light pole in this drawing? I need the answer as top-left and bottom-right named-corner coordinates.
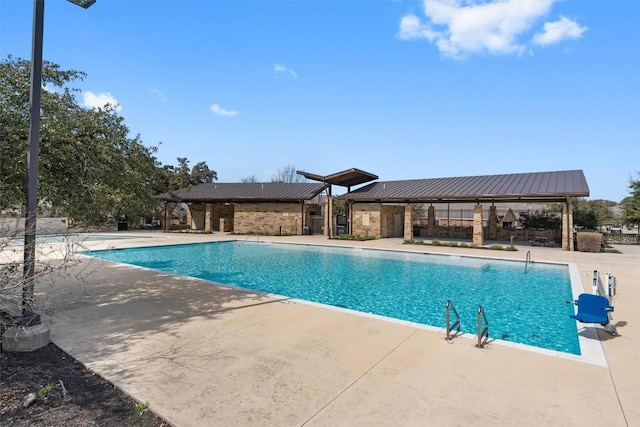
top-left (22, 0), bottom-right (96, 320)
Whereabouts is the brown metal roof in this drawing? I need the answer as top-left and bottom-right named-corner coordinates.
top-left (339, 170), bottom-right (589, 203)
top-left (297, 168), bottom-right (379, 188)
top-left (158, 182), bottom-right (327, 203)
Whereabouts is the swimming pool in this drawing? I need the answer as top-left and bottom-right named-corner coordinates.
top-left (88, 241), bottom-right (580, 355)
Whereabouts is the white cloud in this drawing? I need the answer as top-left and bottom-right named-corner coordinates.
top-left (533, 16), bottom-right (587, 46)
top-left (149, 88), bottom-right (168, 103)
top-left (210, 103), bottom-right (238, 117)
top-left (398, 14), bottom-right (438, 41)
top-left (273, 63), bottom-right (298, 78)
top-left (82, 91), bottom-right (122, 111)
top-left (398, 0), bottom-right (585, 58)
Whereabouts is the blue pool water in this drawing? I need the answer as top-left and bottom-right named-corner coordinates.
top-left (88, 241), bottom-right (580, 355)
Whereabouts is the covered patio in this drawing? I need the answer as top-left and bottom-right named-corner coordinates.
top-left (339, 170), bottom-right (590, 251)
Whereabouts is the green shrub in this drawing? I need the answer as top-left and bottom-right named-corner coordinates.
top-left (404, 238), bottom-right (415, 244)
top-left (470, 243), bottom-right (478, 248)
top-left (135, 401), bottom-right (150, 416)
top-left (356, 235), bottom-right (376, 241)
top-left (576, 231), bottom-right (602, 253)
top-left (38, 384), bottom-right (54, 399)
top-left (490, 244), bottom-right (503, 250)
top-left (459, 242), bottom-right (469, 248)
top-left (337, 234), bottom-right (356, 240)
top-left (432, 240), bottom-right (442, 246)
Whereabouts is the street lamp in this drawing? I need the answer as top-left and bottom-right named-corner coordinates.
top-left (22, 0), bottom-right (96, 320)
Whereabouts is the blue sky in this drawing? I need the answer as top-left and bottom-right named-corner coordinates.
top-left (1, 0), bottom-right (638, 202)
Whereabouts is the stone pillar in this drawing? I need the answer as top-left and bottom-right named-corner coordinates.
top-left (568, 202), bottom-right (574, 251)
top-left (205, 204), bottom-right (213, 231)
top-left (562, 202), bottom-right (569, 250)
top-left (473, 204), bottom-right (484, 246)
top-left (186, 205), bottom-right (193, 229)
top-left (562, 200), bottom-right (574, 251)
top-left (427, 206), bottom-right (435, 236)
top-left (488, 205), bottom-right (497, 240)
top-left (164, 203), bottom-right (172, 231)
top-left (404, 203), bottom-right (413, 240)
top-left (325, 187), bottom-right (333, 238)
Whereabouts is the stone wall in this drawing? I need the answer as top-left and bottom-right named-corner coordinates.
top-left (187, 204), bottom-right (235, 231)
top-left (235, 203), bottom-right (305, 235)
top-left (350, 204), bottom-right (406, 238)
top-left (380, 205), bottom-right (404, 238)
top-left (211, 204), bottom-right (234, 231)
top-left (351, 204), bottom-right (382, 238)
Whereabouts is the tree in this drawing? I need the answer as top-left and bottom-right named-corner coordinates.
top-left (271, 165), bottom-right (306, 183)
top-left (412, 203), bottom-right (425, 223)
top-left (332, 198), bottom-right (346, 216)
top-left (158, 157), bottom-right (217, 192)
top-left (240, 174), bottom-right (259, 183)
top-left (622, 173), bottom-right (640, 228)
top-left (571, 198), bottom-right (617, 230)
top-left (519, 208), bottom-right (562, 230)
top-left (1, 56), bottom-right (160, 225)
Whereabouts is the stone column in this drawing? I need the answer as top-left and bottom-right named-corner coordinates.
top-left (186, 205), bottom-right (193, 229)
top-left (164, 203), bottom-right (172, 231)
top-left (427, 205), bottom-right (435, 236)
top-left (205, 204), bottom-right (213, 231)
top-left (473, 204), bottom-right (484, 246)
top-left (568, 202), bottom-right (574, 251)
top-left (325, 187), bottom-right (333, 238)
top-left (404, 203), bottom-right (413, 240)
top-left (489, 205), bottom-right (497, 240)
top-left (562, 202), bottom-right (569, 250)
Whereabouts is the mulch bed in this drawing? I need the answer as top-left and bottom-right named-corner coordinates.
top-left (1, 343), bottom-right (170, 427)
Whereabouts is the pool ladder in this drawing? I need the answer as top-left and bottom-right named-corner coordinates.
top-left (476, 305), bottom-right (489, 348)
top-left (444, 301), bottom-right (490, 347)
top-left (524, 250), bottom-right (532, 273)
top-left (445, 300), bottom-right (460, 341)
top-left (243, 233), bottom-right (260, 243)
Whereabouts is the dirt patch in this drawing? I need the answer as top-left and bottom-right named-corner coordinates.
top-left (1, 343), bottom-right (170, 426)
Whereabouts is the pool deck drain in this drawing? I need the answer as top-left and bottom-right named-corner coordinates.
top-left (41, 232), bottom-right (638, 426)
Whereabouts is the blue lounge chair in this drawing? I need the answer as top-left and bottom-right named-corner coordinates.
top-left (570, 294), bottom-right (616, 334)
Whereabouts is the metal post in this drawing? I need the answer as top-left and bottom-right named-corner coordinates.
top-left (477, 306), bottom-right (482, 347)
top-left (19, 0), bottom-right (96, 324)
top-left (445, 301), bottom-right (451, 340)
top-left (22, 0), bottom-right (45, 317)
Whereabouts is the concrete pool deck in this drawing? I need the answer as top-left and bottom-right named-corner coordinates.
top-left (36, 232), bottom-right (639, 426)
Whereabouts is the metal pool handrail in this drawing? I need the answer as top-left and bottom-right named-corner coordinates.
top-left (445, 300), bottom-right (461, 341)
top-left (524, 250), bottom-right (532, 273)
top-left (476, 305), bottom-right (489, 348)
